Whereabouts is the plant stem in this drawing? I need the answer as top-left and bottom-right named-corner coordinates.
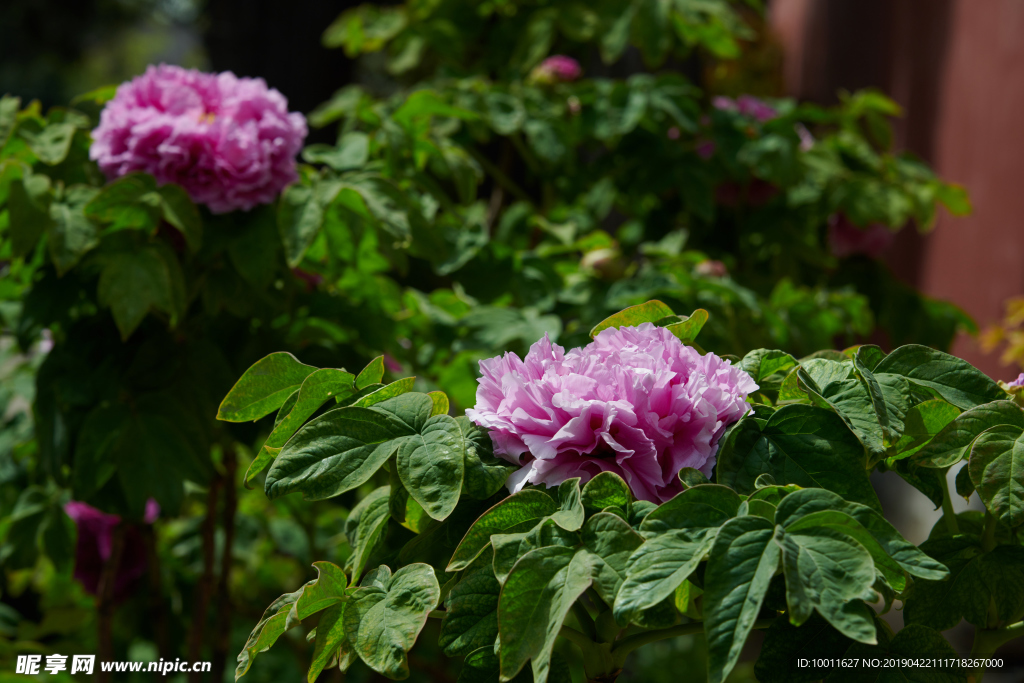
top-left (572, 600), bottom-right (598, 641)
top-left (970, 621), bottom-right (1024, 682)
top-left (611, 618), bottom-right (775, 663)
top-left (558, 624), bottom-right (594, 650)
top-left (188, 479), bottom-right (221, 683)
top-left (428, 610), bottom-right (447, 620)
top-left (939, 468), bottom-right (960, 535)
top-left (96, 526), bottom-right (126, 683)
top-left (981, 510), bottom-right (998, 552)
top-left (211, 448), bottom-right (238, 682)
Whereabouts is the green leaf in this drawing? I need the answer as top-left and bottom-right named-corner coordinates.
top-left (84, 173), bottom-right (161, 230)
top-left (550, 478), bottom-right (585, 531)
top-left (279, 181), bottom-right (325, 267)
top-left (21, 122), bottom-right (76, 165)
top-left (357, 356), bottom-right (385, 389)
top-left (777, 526), bottom-right (877, 643)
top-left (428, 390), bottom-right (449, 416)
top-left (397, 411), bottom-right (466, 520)
top-left (492, 518), bottom-right (578, 584)
top-left (236, 588), bottom-right (305, 680)
top-left (8, 176), bottom-right (53, 257)
top-left (267, 393), bottom-right (465, 514)
top-left (890, 399), bottom-right (961, 461)
top-left (344, 487), bottom-right (391, 580)
top-left (350, 377), bottom-right (416, 408)
top-left (263, 368), bottom-right (357, 449)
top-left (157, 183), bottom-right (202, 252)
top-left (95, 244), bottom-right (185, 339)
top-left (343, 564), bottom-right (440, 679)
top-left (303, 132), bottom-right (369, 171)
top-left (614, 527), bottom-right (716, 624)
top-left (968, 424), bottom-right (1024, 527)
top-left (639, 484), bottom-right (742, 537)
top-left (498, 547), bottom-right (592, 682)
top-left (903, 535), bottom-right (985, 630)
top-left (439, 566), bottom-right (500, 657)
top-left (678, 467), bottom-right (710, 489)
top-left (448, 490), bottom-right (559, 571)
top-left (457, 416), bottom-right (512, 500)
top-left (663, 308), bottom-right (709, 343)
top-left (589, 300), bottom-right (675, 338)
top-left (915, 400), bottom-right (1024, 468)
top-left (0, 95), bottom-right (19, 147)
top-left (47, 186), bottom-right (99, 274)
top-left (581, 471), bottom-right (632, 510)
top-left (308, 603), bottom-right (357, 682)
top-left (704, 516), bottom-right (780, 683)
top-left (775, 488), bottom-right (948, 582)
top-left (716, 406), bottom-right (880, 510)
top-left (290, 561), bottom-right (349, 623)
top-left (217, 352), bottom-right (318, 422)
top-left (874, 345), bottom-right (1004, 410)
top-left (579, 512), bottom-right (643, 607)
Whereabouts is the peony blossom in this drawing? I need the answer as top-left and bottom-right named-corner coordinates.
top-left (531, 56), bottom-right (582, 84)
top-left (466, 324), bottom-right (757, 502)
top-left (64, 499), bottom-right (159, 597)
top-left (828, 214), bottom-right (895, 259)
top-left (90, 64), bottom-right (307, 214)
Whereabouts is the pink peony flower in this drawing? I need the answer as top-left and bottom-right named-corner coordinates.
top-left (90, 64), bottom-right (307, 214)
top-left (465, 324), bottom-right (757, 502)
top-left (531, 56), bottom-right (582, 84)
top-left (828, 214), bottom-right (895, 259)
top-left (65, 499), bottom-right (159, 597)
top-left (1007, 373), bottom-right (1024, 388)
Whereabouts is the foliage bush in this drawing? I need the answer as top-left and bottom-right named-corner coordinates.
top-left (0, 1), bottom-right (1002, 682)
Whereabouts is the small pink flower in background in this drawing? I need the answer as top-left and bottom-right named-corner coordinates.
top-left (530, 56), bottom-right (582, 84)
top-left (713, 95), bottom-right (777, 122)
top-left (667, 126), bottom-right (681, 140)
top-left (696, 139), bottom-right (716, 159)
top-left (827, 214), bottom-right (896, 259)
top-left (90, 64), bottom-right (307, 214)
top-left (292, 267), bottom-right (324, 291)
top-left (1007, 373), bottom-right (1024, 388)
top-left (795, 122), bottom-right (815, 151)
top-left (695, 260), bottom-right (728, 278)
top-left (466, 324), bottom-right (757, 503)
top-left (65, 499), bottom-right (159, 597)
top-left (383, 353), bottom-right (404, 375)
top-left (567, 96), bottom-right (581, 116)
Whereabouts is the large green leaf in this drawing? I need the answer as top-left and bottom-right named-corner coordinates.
top-left (84, 173), bottom-right (162, 230)
top-left (217, 353), bottom-right (318, 422)
top-left (581, 471), bottom-right (632, 511)
top-left (902, 535), bottom-right (985, 631)
top-left (704, 516), bottom-right (780, 683)
top-left (777, 525), bottom-right (877, 643)
top-left (343, 564), bottom-right (440, 679)
top-left (716, 406), bottom-right (880, 510)
top-left (344, 486), bottom-right (391, 579)
top-left (47, 186), bottom-right (99, 274)
top-left (775, 488), bottom-right (948, 583)
top-left (236, 588), bottom-right (305, 680)
top-left (289, 561), bottom-right (349, 623)
top-left (890, 399), bottom-right (960, 461)
top-left (614, 528), bottom-right (716, 624)
top-left (874, 345), bottom-right (1004, 410)
top-left (263, 368), bottom-right (357, 449)
top-left (266, 393), bottom-right (467, 515)
top-left (497, 546), bottom-right (592, 682)
top-left (589, 299), bottom-right (675, 337)
top-left (638, 484), bottom-right (743, 536)
top-left (915, 400), bottom-right (1024, 468)
top-left (308, 603), bottom-right (357, 682)
top-left (157, 183), bottom-right (202, 252)
top-left (579, 512), bottom-right (643, 607)
top-left (457, 416), bottom-right (512, 500)
top-left (448, 490), bottom-right (559, 571)
top-left (8, 175), bottom-right (53, 257)
top-left (95, 244), bottom-right (185, 339)
top-left (968, 424), bottom-right (1024, 527)
top-left (439, 566), bottom-right (501, 657)
top-left (491, 518), bottom-right (578, 584)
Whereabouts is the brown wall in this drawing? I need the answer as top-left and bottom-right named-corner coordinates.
top-left (772, 0), bottom-right (1024, 379)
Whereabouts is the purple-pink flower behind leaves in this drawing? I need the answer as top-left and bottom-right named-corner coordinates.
top-left (90, 64), bottom-right (307, 214)
top-left (713, 95), bottom-right (777, 122)
top-left (531, 56), bottom-right (582, 84)
top-left (465, 323), bottom-right (758, 503)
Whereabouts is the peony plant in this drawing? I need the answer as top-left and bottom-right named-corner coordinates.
top-left (219, 301), bottom-right (1024, 683)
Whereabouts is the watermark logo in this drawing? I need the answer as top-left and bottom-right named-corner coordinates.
top-left (15, 655), bottom-right (209, 675)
